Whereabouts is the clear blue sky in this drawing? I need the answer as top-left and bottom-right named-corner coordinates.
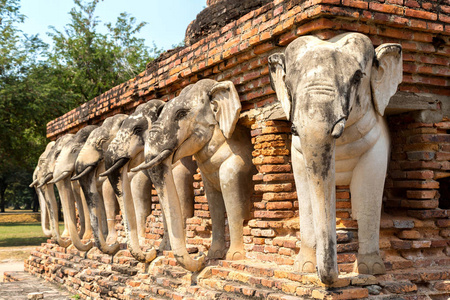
top-left (17, 0), bottom-right (206, 50)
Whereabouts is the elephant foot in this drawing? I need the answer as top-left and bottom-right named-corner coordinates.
top-left (294, 247), bottom-right (317, 273)
top-left (225, 247), bottom-right (245, 261)
top-left (159, 235), bottom-right (171, 251)
top-left (207, 244), bottom-right (227, 260)
top-left (354, 252), bottom-right (386, 275)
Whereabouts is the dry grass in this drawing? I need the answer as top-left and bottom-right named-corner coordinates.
top-left (0, 213), bottom-right (41, 223)
top-left (0, 246), bottom-right (36, 261)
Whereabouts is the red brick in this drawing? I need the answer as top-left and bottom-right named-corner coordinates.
top-left (254, 183), bottom-right (293, 192)
top-left (397, 230), bottom-right (421, 240)
top-left (401, 199), bottom-right (439, 209)
top-left (342, 0), bottom-right (368, 9)
top-left (393, 180), bottom-right (439, 189)
top-left (391, 240), bottom-right (413, 249)
top-left (406, 190), bottom-right (437, 199)
top-left (258, 164), bottom-right (292, 173)
top-left (436, 219), bottom-right (450, 228)
top-left (434, 281), bottom-right (450, 292)
top-left (408, 209), bottom-right (449, 219)
top-left (263, 173), bottom-right (294, 182)
top-left (369, 2), bottom-right (404, 15)
top-left (253, 210), bottom-right (294, 219)
top-left (382, 281), bottom-right (417, 294)
top-left (266, 201), bottom-right (293, 210)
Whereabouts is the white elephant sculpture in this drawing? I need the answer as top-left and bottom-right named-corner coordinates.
top-left (269, 32), bottom-right (402, 284)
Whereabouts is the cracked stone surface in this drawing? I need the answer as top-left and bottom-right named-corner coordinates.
top-left (0, 272), bottom-right (71, 300)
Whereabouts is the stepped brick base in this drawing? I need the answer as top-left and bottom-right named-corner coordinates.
top-left (25, 228), bottom-right (450, 300)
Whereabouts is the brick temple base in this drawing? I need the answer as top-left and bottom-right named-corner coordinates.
top-left (25, 203), bottom-right (450, 299)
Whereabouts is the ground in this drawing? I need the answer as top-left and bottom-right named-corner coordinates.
top-left (0, 211), bottom-right (70, 298)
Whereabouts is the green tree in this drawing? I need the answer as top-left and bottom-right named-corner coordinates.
top-left (47, 0), bottom-right (161, 106)
top-left (0, 0), bottom-right (160, 212)
top-left (0, 0), bottom-right (49, 212)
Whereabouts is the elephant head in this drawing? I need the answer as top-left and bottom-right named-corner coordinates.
top-left (134, 79), bottom-right (254, 272)
top-left (36, 134), bottom-right (76, 246)
top-left (269, 32), bottom-right (402, 284)
top-left (30, 141), bottom-right (56, 237)
top-left (70, 114), bottom-right (127, 254)
top-left (50, 125), bottom-right (97, 250)
top-left (103, 99), bottom-right (197, 263)
top-left (102, 100), bottom-right (165, 263)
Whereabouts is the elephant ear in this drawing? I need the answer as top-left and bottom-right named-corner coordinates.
top-left (371, 43), bottom-right (403, 116)
top-left (209, 81), bottom-right (241, 139)
top-left (268, 53), bottom-right (291, 120)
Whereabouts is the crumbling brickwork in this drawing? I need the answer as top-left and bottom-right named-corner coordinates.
top-left (24, 0), bottom-right (450, 299)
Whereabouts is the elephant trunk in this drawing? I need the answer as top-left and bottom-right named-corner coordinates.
top-left (149, 157), bottom-right (205, 272)
top-left (55, 178), bottom-right (93, 251)
top-left (100, 157), bottom-right (130, 177)
top-left (78, 169), bottom-right (119, 255)
top-left (107, 163), bottom-right (156, 262)
top-left (301, 125), bottom-right (340, 285)
top-left (36, 188), bottom-right (52, 237)
top-left (43, 183), bottom-right (71, 247)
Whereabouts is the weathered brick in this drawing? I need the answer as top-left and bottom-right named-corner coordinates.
top-left (397, 230), bottom-right (421, 240)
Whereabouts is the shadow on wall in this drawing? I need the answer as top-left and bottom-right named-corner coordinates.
top-left (438, 177), bottom-right (450, 209)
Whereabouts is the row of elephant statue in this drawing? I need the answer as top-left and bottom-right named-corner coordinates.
top-left (30, 33), bottom-right (402, 285)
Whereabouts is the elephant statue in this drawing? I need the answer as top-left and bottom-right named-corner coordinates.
top-left (49, 125), bottom-right (98, 250)
top-left (35, 129), bottom-right (92, 247)
top-left (101, 100), bottom-right (196, 263)
top-left (132, 79), bottom-right (255, 272)
top-left (268, 32), bottom-right (402, 284)
top-left (30, 141), bottom-right (56, 237)
top-left (70, 114), bottom-right (128, 254)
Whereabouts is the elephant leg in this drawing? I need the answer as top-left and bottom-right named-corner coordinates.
top-left (130, 171), bottom-right (152, 240)
top-left (159, 211), bottom-right (171, 251)
top-left (291, 144), bottom-right (317, 273)
top-left (203, 176), bottom-right (227, 260)
top-left (219, 155), bottom-right (252, 261)
top-left (103, 178), bottom-right (119, 245)
top-left (351, 120), bottom-right (389, 275)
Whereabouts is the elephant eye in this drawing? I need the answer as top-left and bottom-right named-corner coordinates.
top-left (351, 70), bottom-right (364, 85)
top-left (175, 109), bottom-right (189, 121)
top-left (54, 150), bottom-right (61, 159)
top-left (133, 126), bottom-right (143, 135)
top-left (70, 147), bottom-right (79, 153)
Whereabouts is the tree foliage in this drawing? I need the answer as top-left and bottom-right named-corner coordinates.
top-left (0, 0), bottom-right (159, 212)
top-left (47, 0), bottom-right (160, 105)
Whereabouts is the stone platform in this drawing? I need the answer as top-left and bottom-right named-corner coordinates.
top-left (2, 271), bottom-right (71, 299)
top-left (25, 240), bottom-right (450, 300)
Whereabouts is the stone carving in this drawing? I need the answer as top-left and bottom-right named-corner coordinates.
top-left (49, 126), bottom-right (98, 250)
top-left (71, 114), bottom-right (128, 254)
top-left (102, 100), bottom-right (197, 263)
top-left (34, 127), bottom-right (96, 247)
top-left (133, 79), bottom-right (255, 271)
top-left (30, 141), bottom-right (56, 237)
top-left (268, 32), bottom-right (402, 284)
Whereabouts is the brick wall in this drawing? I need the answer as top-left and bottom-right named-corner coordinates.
top-left (25, 0), bottom-right (450, 299)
